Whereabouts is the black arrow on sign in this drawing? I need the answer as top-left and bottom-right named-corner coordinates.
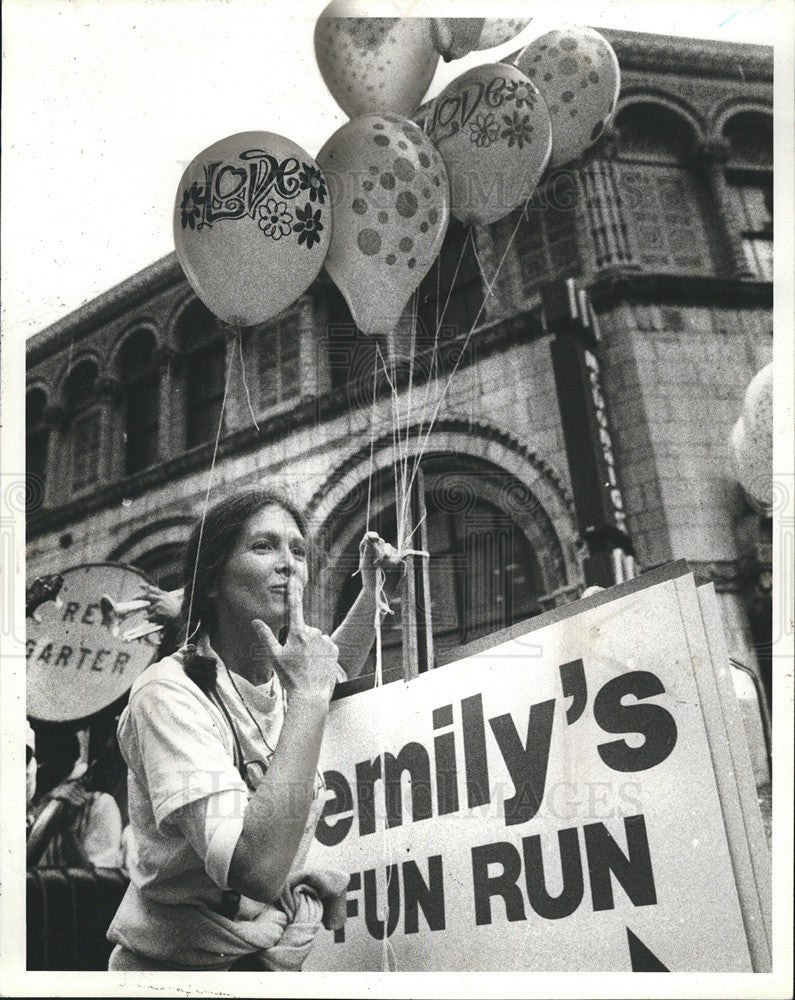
top-left (627, 927), bottom-right (669, 971)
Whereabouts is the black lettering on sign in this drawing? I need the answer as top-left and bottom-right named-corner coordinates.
top-left (315, 770), bottom-right (354, 847)
top-left (81, 603), bottom-right (99, 625)
top-left (333, 872), bottom-right (361, 944)
top-left (91, 649), bottom-right (110, 672)
top-left (433, 704), bottom-right (459, 816)
top-left (26, 639), bottom-right (37, 660)
top-left (62, 601), bottom-right (79, 622)
top-left (471, 841), bottom-right (526, 926)
top-left (112, 652), bottom-right (130, 675)
top-left (559, 658), bottom-right (587, 725)
top-left (584, 814), bottom-right (657, 911)
top-left (523, 826), bottom-right (584, 920)
top-left (461, 693), bottom-right (490, 809)
top-left (593, 671), bottom-right (678, 772)
top-left (363, 866), bottom-right (400, 940)
top-left (54, 645), bottom-right (73, 668)
top-left (77, 647), bottom-right (92, 669)
top-left (403, 855), bottom-right (445, 934)
top-left (355, 744), bottom-right (433, 837)
top-left (489, 699), bottom-right (555, 826)
top-left (37, 644), bottom-right (53, 665)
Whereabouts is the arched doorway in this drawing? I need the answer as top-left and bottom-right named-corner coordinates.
top-left (316, 453), bottom-right (570, 681)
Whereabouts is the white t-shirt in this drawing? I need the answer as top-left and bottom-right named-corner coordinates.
top-left (115, 642), bottom-right (312, 908)
top-left (108, 640), bottom-right (332, 967)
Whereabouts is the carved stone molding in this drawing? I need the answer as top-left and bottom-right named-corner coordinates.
top-left (691, 137), bottom-right (732, 165)
top-left (42, 404), bottom-right (69, 428)
top-left (599, 29), bottom-right (772, 82)
top-left (95, 375), bottom-right (124, 401)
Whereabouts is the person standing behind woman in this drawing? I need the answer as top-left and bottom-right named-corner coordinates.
top-left (107, 487), bottom-right (402, 971)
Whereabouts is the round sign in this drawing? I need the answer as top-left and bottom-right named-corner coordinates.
top-left (27, 563), bottom-right (160, 722)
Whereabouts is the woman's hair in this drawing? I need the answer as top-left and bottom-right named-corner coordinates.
top-left (174, 487), bottom-right (307, 651)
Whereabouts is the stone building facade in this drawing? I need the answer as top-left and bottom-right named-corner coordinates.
top-left (26, 29), bottom-right (773, 686)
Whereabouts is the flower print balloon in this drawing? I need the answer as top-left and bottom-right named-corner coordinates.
top-left (511, 26), bottom-right (621, 169)
top-left (430, 17), bottom-right (532, 61)
top-left (419, 64), bottom-right (552, 226)
top-left (317, 114), bottom-right (449, 336)
top-left (173, 132), bottom-right (331, 327)
top-left (314, 4), bottom-right (439, 118)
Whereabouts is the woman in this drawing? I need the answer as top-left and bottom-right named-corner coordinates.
top-left (107, 487), bottom-right (402, 971)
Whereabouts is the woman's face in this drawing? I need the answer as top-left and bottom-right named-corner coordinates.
top-left (212, 504), bottom-right (309, 634)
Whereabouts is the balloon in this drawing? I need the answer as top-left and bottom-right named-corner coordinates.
top-left (317, 114), bottom-right (449, 336)
top-left (729, 364), bottom-right (773, 512)
top-left (314, 5), bottom-right (439, 119)
top-left (512, 26), bottom-right (620, 169)
top-left (431, 17), bottom-right (532, 61)
top-left (174, 131), bottom-right (331, 327)
top-left (419, 64), bottom-right (551, 226)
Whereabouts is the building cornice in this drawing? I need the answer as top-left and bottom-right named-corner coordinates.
top-left (597, 29), bottom-right (772, 82)
top-left (26, 254), bottom-right (184, 366)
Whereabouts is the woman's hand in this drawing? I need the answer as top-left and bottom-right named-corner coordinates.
top-left (359, 531), bottom-right (405, 599)
top-left (252, 576), bottom-right (339, 704)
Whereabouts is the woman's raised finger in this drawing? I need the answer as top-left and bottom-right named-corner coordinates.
top-left (287, 574), bottom-right (305, 633)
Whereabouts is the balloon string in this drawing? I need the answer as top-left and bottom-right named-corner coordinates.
top-left (183, 343), bottom-right (235, 647)
top-left (406, 227), bottom-right (474, 498)
top-left (365, 348), bottom-right (380, 534)
top-left (236, 327), bottom-right (260, 432)
top-left (375, 341), bottom-right (407, 550)
top-left (470, 233), bottom-right (499, 302)
top-left (405, 208), bottom-right (528, 505)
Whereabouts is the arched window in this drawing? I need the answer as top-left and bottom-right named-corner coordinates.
top-left (26, 388), bottom-right (49, 512)
top-left (256, 318), bottom-right (301, 411)
top-left (117, 330), bottom-right (159, 474)
top-left (63, 360), bottom-right (100, 494)
top-left (327, 456), bottom-right (557, 681)
top-left (176, 300), bottom-right (226, 448)
top-left (614, 103), bottom-right (714, 275)
top-left (723, 112), bottom-right (773, 280)
top-left (131, 543), bottom-right (184, 592)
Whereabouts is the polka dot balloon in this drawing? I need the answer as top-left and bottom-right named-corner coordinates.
top-left (314, 6), bottom-right (439, 119)
top-left (729, 364), bottom-right (773, 512)
top-left (317, 114), bottom-right (449, 336)
top-left (512, 26), bottom-right (620, 169)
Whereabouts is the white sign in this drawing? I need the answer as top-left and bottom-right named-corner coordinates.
top-left (305, 569), bottom-right (754, 972)
top-left (27, 562), bottom-right (157, 721)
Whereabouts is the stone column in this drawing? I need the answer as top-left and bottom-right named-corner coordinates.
top-left (296, 294), bottom-right (320, 400)
top-left (576, 126), bottom-right (638, 272)
top-left (41, 404), bottom-right (68, 508)
top-left (692, 138), bottom-right (755, 279)
top-left (95, 375), bottom-right (125, 482)
top-left (154, 344), bottom-right (183, 458)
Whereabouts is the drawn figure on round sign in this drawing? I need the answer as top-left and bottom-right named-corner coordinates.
top-left (511, 26), bottom-right (621, 170)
